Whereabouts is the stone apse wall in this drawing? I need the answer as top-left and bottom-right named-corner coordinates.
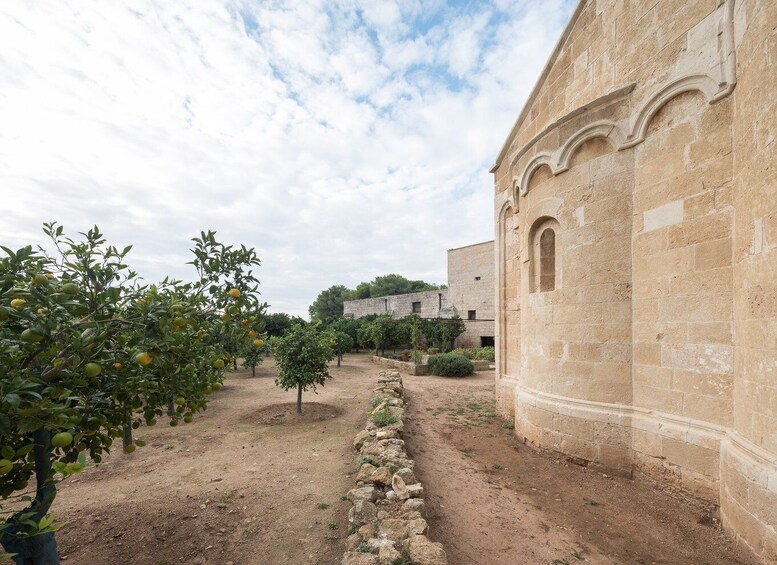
top-left (491, 0), bottom-right (776, 560)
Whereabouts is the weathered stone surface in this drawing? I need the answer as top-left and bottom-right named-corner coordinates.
top-left (345, 533), bottom-right (362, 552)
top-left (404, 535), bottom-right (447, 565)
top-left (356, 463), bottom-right (377, 483)
top-left (375, 429), bottom-right (399, 440)
top-left (354, 430), bottom-right (373, 451)
top-left (348, 500), bottom-right (377, 526)
top-left (370, 466), bottom-right (393, 487)
top-left (406, 518), bottom-right (428, 537)
top-left (392, 475), bottom-right (408, 500)
top-left (348, 486), bottom-right (379, 504)
top-left (406, 484), bottom-right (424, 499)
top-left (378, 543), bottom-right (401, 565)
top-left (402, 498), bottom-right (425, 516)
top-left (341, 552), bottom-right (379, 565)
top-left (358, 523), bottom-right (374, 539)
top-left (385, 490), bottom-right (397, 501)
top-left (378, 518), bottom-right (409, 541)
top-left (395, 467), bottom-right (417, 485)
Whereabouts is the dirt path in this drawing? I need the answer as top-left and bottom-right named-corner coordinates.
top-left (403, 371), bottom-right (759, 565)
top-left (51, 354), bottom-right (379, 565)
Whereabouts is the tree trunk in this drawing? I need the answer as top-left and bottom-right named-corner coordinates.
top-left (337, 352), bottom-right (341, 367)
top-left (296, 384), bottom-right (303, 415)
top-left (167, 399), bottom-right (175, 417)
top-left (122, 424), bottom-right (133, 452)
top-left (252, 365), bottom-right (256, 377)
top-left (380, 342), bottom-right (385, 357)
top-left (233, 357), bottom-right (237, 370)
top-left (1, 428), bottom-right (60, 564)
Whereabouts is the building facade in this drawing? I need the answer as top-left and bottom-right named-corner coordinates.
top-left (492, 0), bottom-right (776, 560)
top-left (343, 241), bottom-right (495, 348)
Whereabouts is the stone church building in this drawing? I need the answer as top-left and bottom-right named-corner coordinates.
top-left (492, 0), bottom-right (775, 560)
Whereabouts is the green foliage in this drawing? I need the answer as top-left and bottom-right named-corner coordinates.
top-left (449, 346), bottom-right (495, 362)
top-left (370, 407), bottom-right (398, 427)
top-left (262, 312), bottom-right (305, 337)
top-left (357, 455), bottom-right (380, 468)
top-left (330, 330), bottom-right (353, 355)
top-left (422, 315), bottom-right (466, 352)
top-left (367, 274), bottom-right (442, 298)
top-left (308, 285), bottom-right (353, 324)
top-left (273, 324), bottom-right (334, 412)
top-left (428, 353), bottom-right (474, 377)
top-left (0, 223), bottom-right (262, 558)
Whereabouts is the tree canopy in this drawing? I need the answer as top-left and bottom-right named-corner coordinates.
top-left (308, 285), bottom-right (353, 324)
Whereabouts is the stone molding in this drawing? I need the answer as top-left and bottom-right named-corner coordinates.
top-left (514, 381), bottom-right (777, 484)
top-left (510, 0), bottom-right (737, 199)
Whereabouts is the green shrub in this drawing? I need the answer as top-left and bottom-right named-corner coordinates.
top-left (449, 347), bottom-right (495, 362)
top-left (428, 353), bottom-right (474, 377)
top-left (370, 407), bottom-right (398, 427)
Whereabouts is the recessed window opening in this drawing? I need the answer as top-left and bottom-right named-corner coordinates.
top-left (468, 310), bottom-right (476, 320)
top-left (539, 228), bottom-right (556, 292)
top-left (412, 301), bottom-right (421, 314)
top-left (474, 276), bottom-right (481, 281)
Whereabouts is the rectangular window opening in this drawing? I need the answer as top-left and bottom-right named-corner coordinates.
top-left (412, 301), bottom-right (421, 314)
top-left (468, 310), bottom-right (476, 320)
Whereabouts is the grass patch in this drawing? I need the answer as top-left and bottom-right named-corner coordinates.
top-left (316, 502), bottom-right (330, 510)
top-left (327, 522), bottom-right (338, 530)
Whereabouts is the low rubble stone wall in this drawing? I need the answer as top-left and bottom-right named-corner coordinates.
top-left (371, 356), bottom-right (429, 376)
top-left (341, 370), bottom-right (447, 565)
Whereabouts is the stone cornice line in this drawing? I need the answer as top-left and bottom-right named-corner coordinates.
top-left (509, 0), bottom-right (737, 199)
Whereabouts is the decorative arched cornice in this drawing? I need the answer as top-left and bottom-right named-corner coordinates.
top-left (556, 120), bottom-right (624, 173)
top-left (517, 153), bottom-right (554, 198)
top-left (620, 74), bottom-right (723, 149)
top-left (497, 198), bottom-right (514, 223)
top-left (504, 0), bottom-right (737, 196)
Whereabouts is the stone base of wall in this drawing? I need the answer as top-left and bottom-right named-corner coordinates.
top-left (342, 370), bottom-right (447, 565)
top-left (503, 379), bottom-right (777, 561)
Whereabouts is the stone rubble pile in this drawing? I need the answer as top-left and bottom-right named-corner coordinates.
top-left (341, 370), bottom-right (447, 565)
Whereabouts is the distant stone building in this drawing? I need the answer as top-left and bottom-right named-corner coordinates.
top-left (491, 0), bottom-right (776, 560)
top-left (343, 241), bottom-right (494, 348)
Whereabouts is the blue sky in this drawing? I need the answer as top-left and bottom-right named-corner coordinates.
top-left (0, 0), bottom-right (575, 316)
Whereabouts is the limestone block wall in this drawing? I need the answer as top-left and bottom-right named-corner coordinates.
top-left (491, 0), bottom-right (776, 560)
top-left (343, 290), bottom-right (449, 320)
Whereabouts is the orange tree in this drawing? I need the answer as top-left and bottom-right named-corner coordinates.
top-left (0, 224), bottom-right (262, 563)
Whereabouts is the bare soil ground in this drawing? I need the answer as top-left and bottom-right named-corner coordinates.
top-left (51, 354), bottom-right (379, 565)
top-left (403, 370), bottom-right (760, 565)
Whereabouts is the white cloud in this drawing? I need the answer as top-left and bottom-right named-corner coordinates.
top-left (0, 0), bottom-right (574, 316)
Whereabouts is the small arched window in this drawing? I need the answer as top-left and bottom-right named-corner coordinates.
top-left (539, 228), bottom-right (555, 292)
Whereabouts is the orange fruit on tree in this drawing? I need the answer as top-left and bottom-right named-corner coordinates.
top-left (228, 288), bottom-right (241, 299)
top-left (134, 352), bottom-right (153, 366)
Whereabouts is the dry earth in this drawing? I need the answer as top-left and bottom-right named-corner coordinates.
top-left (50, 354), bottom-right (379, 565)
top-left (16, 355), bottom-right (761, 565)
top-left (403, 370), bottom-right (759, 565)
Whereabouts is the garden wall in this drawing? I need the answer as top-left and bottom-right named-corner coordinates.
top-left (342, 370), bottom-right (447, 565)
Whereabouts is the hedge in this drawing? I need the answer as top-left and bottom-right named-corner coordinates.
top-left (428, 353), bottom-right (474, 377)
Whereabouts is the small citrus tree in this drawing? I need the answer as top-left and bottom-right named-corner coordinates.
top-left (330, 330), bottom-right (353, 367)
top-left (0, 224), bottom-right (262, 564)
top-left (273, 324), bottom-right (334, 414)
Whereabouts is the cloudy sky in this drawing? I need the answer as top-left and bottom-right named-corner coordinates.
top-left (0, 0), bottom-right (574, 317)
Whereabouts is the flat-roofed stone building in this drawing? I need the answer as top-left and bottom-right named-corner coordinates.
top-left (491, 0), bottom-right (777, 560)
top-left (343, 241), bottom-right (494, 348)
